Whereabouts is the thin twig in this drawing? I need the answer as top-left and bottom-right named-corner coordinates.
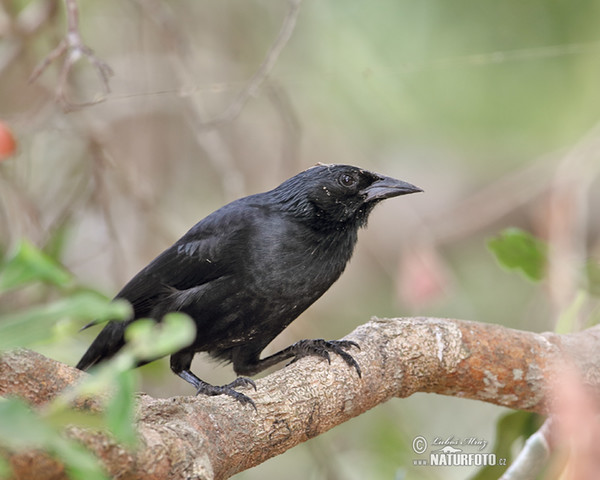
top-left (28, 0), bottom-right (113, 112)
top-left (265, 81), bottom-right (303, 176)
top-left (133, 0), bottom-right (304, 200)
top-left (200, 0), bottom-right (303, 129)
top-left (545, 121), bottom-right (600, 316)
top-left (0, 0), bottom-right (60, 75)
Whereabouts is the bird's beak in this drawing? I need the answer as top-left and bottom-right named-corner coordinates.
top-left (361, 175), bottom-right (423, 202)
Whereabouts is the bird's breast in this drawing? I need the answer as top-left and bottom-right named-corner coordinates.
top-left (248, 222), bottom-right (357, 301)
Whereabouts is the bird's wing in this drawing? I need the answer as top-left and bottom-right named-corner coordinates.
top-left (116, 211), bottom-right (249, 319)
top-left (76, 204), bottom-right (256, 370)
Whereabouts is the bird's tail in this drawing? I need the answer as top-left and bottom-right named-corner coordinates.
top-left (76, 320), bottom-right (128, 371)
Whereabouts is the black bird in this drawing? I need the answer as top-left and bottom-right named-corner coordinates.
top-left (76, 164), bottom-right (421, 406)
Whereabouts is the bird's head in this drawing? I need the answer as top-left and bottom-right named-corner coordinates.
top-left (272, 164), bottom-right (422, 229)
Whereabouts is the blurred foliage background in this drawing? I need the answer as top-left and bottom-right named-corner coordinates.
top-left (2, 0), bottom-right (600, 478)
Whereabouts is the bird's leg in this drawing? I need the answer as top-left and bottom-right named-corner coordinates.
top-left (235, 339), bottom-right (361, 377)
top-left (171, 354), bottom-right (257, 409)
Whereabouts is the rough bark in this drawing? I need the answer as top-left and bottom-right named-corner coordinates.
top-left (2, 317), bottom-right (600, 480)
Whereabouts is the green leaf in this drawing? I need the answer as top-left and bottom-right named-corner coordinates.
top-left (471, 411), bottom-right (543, 480)
top-left (0, 457), bottom-right (10, 478)
top-left (555, 290), bottom-right (586, 334)
top-left (42, 224), bottom-right (71, 264)
top-left (487, 228), bottom-right (547, 282)
top-left (105, 370), bottom-right (138, 447)
top-left (0, 239), bottom-right (73, 292)
top-left (52, 437), bottom-right (108, 480)
top-left (68, 348), bottom-right (138, 402)
top-left (0, 398), bottom-right (55, 449)
top-left (44, 409), bottom-right (105, 432)
top-left (0, 293), bottom-right (131, 350)
top-left (585, 260), bottom-right (600, 297)
top-left (125, 312), bottom-right (196, 361)
top-left (0, 399), bottom-right (108, 480)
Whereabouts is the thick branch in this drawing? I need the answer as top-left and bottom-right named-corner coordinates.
top-left (2, 317), bottom-right (600, 480)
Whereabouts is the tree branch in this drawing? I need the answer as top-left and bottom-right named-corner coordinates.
top-left (28, 0), bottom-right (113, 111)
top-left (199, 0), bottom-right (303, 129)
top-left (2, 317), bottom-right (600, 480)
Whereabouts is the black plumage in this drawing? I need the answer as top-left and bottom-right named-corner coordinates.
top-left (76, 164), bottom-right (421, 406)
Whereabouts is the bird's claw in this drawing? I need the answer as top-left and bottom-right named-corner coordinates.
top-left (333, 340), bottom-right (361, 351)
top-left (196, 377), bottom-right (257, 410)
top-left (287, 338), bottom-right (362, 378)
top-left (227, 376), bottom-right (257, 391)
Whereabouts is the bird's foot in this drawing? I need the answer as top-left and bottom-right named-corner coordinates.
top-left (177, 370), bottom-right (257, 409)
top-left (287, 339), bottom-right (362, 377)
top-left (196, 377), bottom-right (257, 410)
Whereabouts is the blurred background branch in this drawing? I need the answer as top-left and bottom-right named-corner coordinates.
top-left (28, 0), bottom-right (113, 111)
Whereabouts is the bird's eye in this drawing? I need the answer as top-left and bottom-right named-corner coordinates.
top-left (339, 173), bottom-right (357, 188)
